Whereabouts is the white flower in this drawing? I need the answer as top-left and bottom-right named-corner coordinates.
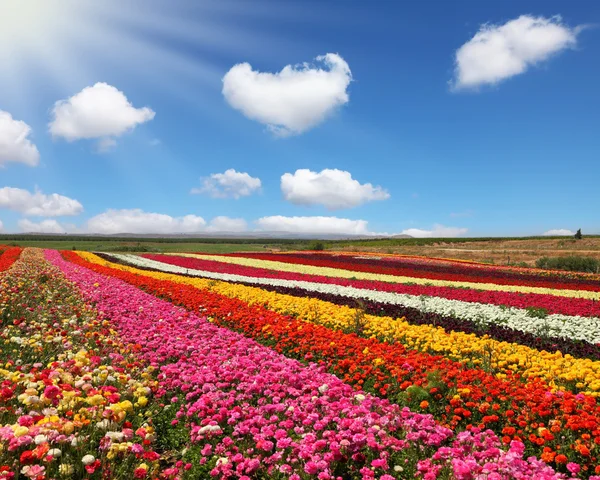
top-left (111, 252), bottom-right (600, 344)
top-left (318, 384), bottom-right (329, 394)
top-left (216, 457), bottom-right (228, 467)
top-left (354, 394), bottom-right (366, 402)
top-left (105, 431), bottom-right (124, 442)
top-left (82, 454), bottom-right (95, 465)
top-left (34, 434), bottom-right (48, 445)
top-left (48, 448), bottom-right (62, 457)
top-left (198, 425), bottom-right (222, 435)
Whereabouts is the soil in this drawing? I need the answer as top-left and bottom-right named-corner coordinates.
top-left (337, 238), bottom-right (600, 266)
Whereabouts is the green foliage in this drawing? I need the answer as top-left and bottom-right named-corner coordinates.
top-left (308, 241), bottom-right (325, 251)
top-left (535, 255), bottom-right (599, 273)
top-left (525, 307), bottom-right (549, 319)
top-left (575, 228), bottom-right (583, 240)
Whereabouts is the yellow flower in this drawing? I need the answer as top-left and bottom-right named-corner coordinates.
top-left (13, 426), bottom-right (29, 437)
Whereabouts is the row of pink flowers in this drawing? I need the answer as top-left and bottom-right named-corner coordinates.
top-left (47, 249), bottom-right (574, 479)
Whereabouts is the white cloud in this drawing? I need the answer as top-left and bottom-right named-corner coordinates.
top-left (256, 215), bottom-right (377, 235)
top-left (452, 15), bottom-right (579, 90)
top-left (543, 229), bottom-right (574, 236)
top-left (191, 169), bottom-right (262, 199)
top-left (49, 82), bottom-right (155, 148)
top-left (206, 216), bottom-right (248, 233)
top-left (222, 53), bottom-right (352, 136)
top-left (15, 210), bottom-right (249, 235)
top-left (0, 219), bottom-right (3, 232)
top-left (0, 111), bottom-right (40, 167)
top-left (0, 187), bottom-right (83, 216)
top-left (401, 224), bottom-right (468, 238)
top-left (281, 169), bottom-right (389, 210)
top-left (86, 209), bottom-right (206, 235)
top-left (18, 219), bottom-right (70, 234)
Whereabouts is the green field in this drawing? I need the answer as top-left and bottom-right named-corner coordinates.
top-left (2, 234), bottom-right (599, 256)
top-left (0, 238), bottom-right (275, 253)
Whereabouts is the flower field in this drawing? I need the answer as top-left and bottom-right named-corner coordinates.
top-left (1, 248), bottom-right (600, 478)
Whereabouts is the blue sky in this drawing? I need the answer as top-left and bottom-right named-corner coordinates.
top-left (0, 0), bottom-right (598, 237)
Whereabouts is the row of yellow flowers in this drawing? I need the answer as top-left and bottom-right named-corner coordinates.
top-left (79, 251), bottom-right (600, 395)
top-left (172, 253), bottom-right (600, 300)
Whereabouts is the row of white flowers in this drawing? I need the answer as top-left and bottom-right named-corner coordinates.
top-left (108, 253), bottom-right (600, 345)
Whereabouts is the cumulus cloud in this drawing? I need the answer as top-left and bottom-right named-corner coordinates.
top-left (452, 15), bottom-right (580, 90)
top-left (543, 229), bottom-right (575, 236)
top-left (401, 224), bottom-right (468, 238)
top-left (86, 209), bottom-right (206, 235)
top-left (0, 187), bottom-right (83, 216)
top-left (255, 215), bottom-right (379, 236)
top-left (0, 219), bottom-right (3, 231)
top-left (18, 219), bottom-right (71, 234)
top-left (0, 111), bottom-right (40, 167)
top-left (281, 169), bottom-right (389, 210)
top-left (49, 82), bottom-right (155, 149)
top-left (205, 216), bottom-right (248, 232)
top-left (191, 169), bottom-right (261, 199)
top-left (222, 53), bottom-right (352, 136)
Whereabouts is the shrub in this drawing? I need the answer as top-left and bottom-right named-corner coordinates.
top-left (535, 255), bottom-right (599, 273)
top-left (308, 241), bottom-right (325, 251)
top-left (575, 228), bottom-right (582, 240)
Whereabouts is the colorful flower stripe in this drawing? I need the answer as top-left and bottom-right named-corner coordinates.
top-left (231, 281), bottom-right (600, 362)
top-left (137, 253), bottom-right (600, 346)
top-left (293, 251), bottom-right (600, 281)
top-left (46, 252), bottom-right (575, 480)
top-left (300, 251), bottom-right (600, 278)
top-left (141, 253), bottom-right (600, 318)
top-left (129, 252), bottom-right (600, 362)
top-left (0, 249), bottom-right (189, 480)
top-left (79, 251), bottom-right (600, 396)
top-left (286, 251), bottom-right (600, 281)
top-left (0, 246), bottom-right (23, 271)
top-left (248, 252), bottom-right (600, 291)
top-left (61, 250), bottom-right (600, 477)
top-left (177, 253), bottom-right (600, 300)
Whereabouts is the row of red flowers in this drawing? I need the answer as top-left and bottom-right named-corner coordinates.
top-left (134, 254), bottom-right (600, 360)
top-left (64, 251), bottom-right (600, 476)
top-left (224, 252), bottom-right (600, 292)
top-left (300, 251), bottom-right (600, 282)
top-left (0, 246), bottom-right (23, 271)
top-left (143, 253), bottom-right (600, 318)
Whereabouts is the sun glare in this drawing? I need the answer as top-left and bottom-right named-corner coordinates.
top-left (0, 0), bottom-right (65, 50)
top-left (0, 0), bottom-right (282, 111)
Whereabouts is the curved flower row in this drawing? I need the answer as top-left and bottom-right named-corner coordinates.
top-left (90, 252), bottom-right (600, 394)
top-left (60, 250), bottom-right (600, 477)
top-left (242, 252), bottom-right (600, 291)
top-left (0, 249), bottom-right (185, 480)
top-left (134, 253), bottom-right (600, 346)
top-left (175, 253), bottom-right (600, 300)
top-left (0, 246), bottom-right (23, 271)
top-left (284, 251), bottom-right (600, 282)
top-left (120, 252), bottom-right (600, 362)
top-left (141, 253), bottom-right (600, 318)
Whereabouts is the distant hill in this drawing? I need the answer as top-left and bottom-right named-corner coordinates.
top-left (14, 231), bottom-right (409, 241)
